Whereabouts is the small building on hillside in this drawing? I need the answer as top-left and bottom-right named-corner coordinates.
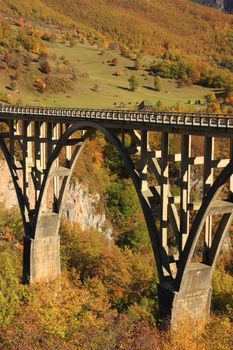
top-left (138, 100), bottom-right (153, 110)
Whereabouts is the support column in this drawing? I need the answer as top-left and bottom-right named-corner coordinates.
top-left (230, 139), bottom-right (233, 195)
top-left (180, 135), bottom-right (191, 251)
top-left (140, 130), bottom-right (148, 191)
top-left (23, 212), bottom-right (61, 283)
top-left (23, 121), bottom-right (61, 284)
top-left (158, 263), bottom-right (212, 328)
top-left (53, 123), bottom-right (60, 206)
top-left (161, 133), bottom-right (169, 254)
top-left (22, 121), bottom-right (32, 214)
top-left (203, 137), bottom-right (214, 261)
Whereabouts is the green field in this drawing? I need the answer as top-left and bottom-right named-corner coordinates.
top-left (0, 40), bottom-right (213, 109)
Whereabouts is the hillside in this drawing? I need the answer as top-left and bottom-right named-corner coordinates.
top-left (0, 2), bottom-right (232, 348)
top-left (192, 1), bottom-right (233, 13)
top-left (1, 0), bottom-right (232, 59)
top-left (0, 0), bottom-right (232, 112)
top-left (39, 0), bottom-right (233, 59)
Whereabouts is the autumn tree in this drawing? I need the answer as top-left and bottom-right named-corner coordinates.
top-left (204, 92), bottom-right (216, 104)
top-left (128, 75), bottom-right (139, 91)
top-left (154, 76), bottom-right (161, 91)
top-left (9, 80), bottom-right (17, 91)
top-left (39, 60), bottom-right (51, 74)
top-left (111, 57), bottom-right (119, 66)
top-left (24, 53), bottom-right (32, 67)
top-left (134, 53), bottom-right (143, 70)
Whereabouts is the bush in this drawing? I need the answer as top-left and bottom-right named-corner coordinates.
top-left (111, 58), bottom-right (119, 66)
top-left (41, 32), bottom-right (56, 42)
top-left (9, 80), bottom-right (17, 91)
top-left (39, 60), bottom-right (51, 74)
top-left (92, 83), bottom-right (100, 92)
top-left (0, 250), bottom-right (21, 326)
top-left (33, 79), bottom-right (46, 93)
top-left (128, 75), bottom-right (139, 91)
top-left (212, 264), bottom-right (233, 318)
top-left (154, 76), bottom-right (161, 91)
top-left (24, 53), bottom-right (32, 66)
top-left (204, 92), bottom-right (216, 103)
top-left (45, 77), bottom-right (73, 93)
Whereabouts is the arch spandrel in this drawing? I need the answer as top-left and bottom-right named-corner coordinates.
top-left (175, 160), bottom-right (233, 291)
top-left (33, 121), bottom-right (166, 281)
top-left (0, 108), bottom-right (232, 327)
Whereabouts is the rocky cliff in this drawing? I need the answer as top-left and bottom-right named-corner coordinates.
top-left (193, 0), bottom-right (233, 13)
top-left (62, 181), bottom-right (112, 238)
top-left (0, 160), bottom-right (111, 236)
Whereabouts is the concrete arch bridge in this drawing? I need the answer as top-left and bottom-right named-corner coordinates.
top-left (0, 105), bottom-right (232, 327)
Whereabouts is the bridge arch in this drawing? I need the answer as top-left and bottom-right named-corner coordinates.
top-left (25, 121), bottom-right (166, 283)
top-left (0, 137), bottom-right (27, 230)
top-left (176, 160), bottom-right (233, 289)
top-left (0, 107), bottom-right (232, 328)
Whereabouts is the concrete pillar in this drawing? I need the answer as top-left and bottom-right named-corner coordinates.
top-left (158, 262), bottom-right (212, 328)
top-left (23, 213), bottom-right (61, 283)
top-left (23, 235), bottom-right (60, 283)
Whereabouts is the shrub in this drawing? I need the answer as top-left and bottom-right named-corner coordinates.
top-left (33, 79), bottom-right (46, 93)
top-left (39, 60), bottom-right (51, 74)
top-left (154, 76), bottom-right (161, 91)
top-left (41, 32), bottom-right (57, 42)
top-left (0, 251), bottom-right (20, 326)
top-left (45, 77), bottom-right (73, 93)
top-left (204, 92), bottom-right (216, 103)
top-left (9, 80), bottom-right (17, 91)
top-left (24, 53), bottom-right (32, 66)
top-left (111, 58), bottom-right (119, 66)
top-left (92, 83), bottom-right (100, 92)
top-left (128, 75), bottom-right (139, 91)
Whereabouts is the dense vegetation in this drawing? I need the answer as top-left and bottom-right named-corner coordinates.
top-left (0, 133), bottom-right (232, 349)
top-left (0, 201), bottom-right (232, 349)
top-left (0, 1), bottom-right (232, 348)
top-left (40, 0), bottom-right (233, 58)
top-left (0, 185), bottom-right (233, 350)
top-left (0, 0), bottom-right (232, 110)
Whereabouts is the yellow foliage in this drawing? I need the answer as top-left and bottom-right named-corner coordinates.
top-left (39, 0), bottom-right (233, 60)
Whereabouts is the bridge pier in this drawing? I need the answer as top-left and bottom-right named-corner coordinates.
top-left (23, 235), bottom-right (60, 283)
top-left (158, 263), bottom-right (212, 328)
top-left (0, 106), bottom-right (233, 330)
top-left (23, 212), bottom-right (61, 283)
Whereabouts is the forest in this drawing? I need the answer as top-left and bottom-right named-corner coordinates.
top-left (0, 1), bottom-right (232, 349)
top-left (0, 133), bottom-right (232, 349)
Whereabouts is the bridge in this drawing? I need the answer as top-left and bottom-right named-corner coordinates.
top-left (0, 105), bottom-right (233, 328)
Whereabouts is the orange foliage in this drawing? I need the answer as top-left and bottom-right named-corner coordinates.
top-left (40, 0), bottom-right (233, 60)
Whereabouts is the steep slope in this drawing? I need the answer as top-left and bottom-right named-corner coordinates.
top-left (40, 0), bottom-right (233, 58)
top-left (192, 1), bottom-right (233, 13)
top-left (0, 0), bottom-right (232, 60)
top-left (0, 0), bottom-right (73, 25)
top-left (0, 0), bottom-right (99, 37)
top-left (0, 0), bottom-right (232, 111)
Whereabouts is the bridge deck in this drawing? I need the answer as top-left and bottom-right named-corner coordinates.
top-left (0, 106), bottom-right (233, 137)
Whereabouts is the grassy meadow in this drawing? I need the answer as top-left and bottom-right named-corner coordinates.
top-left (0, 39), bottom-right (213, 109)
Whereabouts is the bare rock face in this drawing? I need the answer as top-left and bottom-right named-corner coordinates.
top-left (192, 0), bottom-right (233, 13)
top-left (225, 0), bottom-right (233, 13)
top-left (0, 160), bottom-right (111, 237)
top-left (0, 161), bottom-right (18, 208)
top-left (62, 181), bottom-right (110, 234)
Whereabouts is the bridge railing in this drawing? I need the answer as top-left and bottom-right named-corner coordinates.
top-left (0, 105), bottom-right (233, 129)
